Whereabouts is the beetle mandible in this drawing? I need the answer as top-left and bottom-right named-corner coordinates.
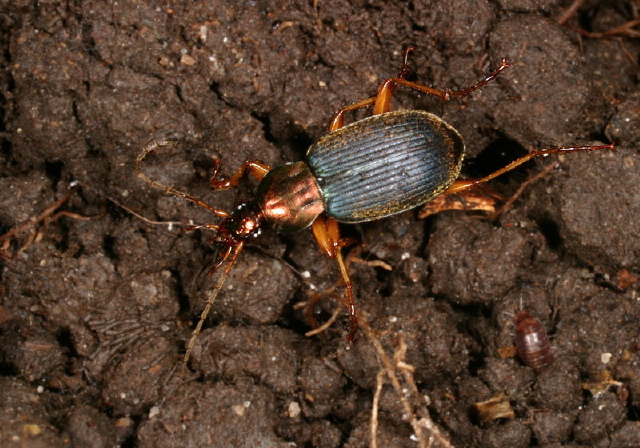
top-left (137, 48), bottom-right (614, 367)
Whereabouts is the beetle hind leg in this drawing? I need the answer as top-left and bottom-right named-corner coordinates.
top-left (421, 143), bottom-right (616, 216)
top-left (443, 143), bottom-right (616, 195)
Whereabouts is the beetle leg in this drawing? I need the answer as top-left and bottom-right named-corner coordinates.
top-left (329, 97), bottom-right (377, 132)
top-left (210, 159), bottom-right (271, 189)
top-left (372, 58), bottom-right (510, 115)
top-left (311, 215), bottom-right (359, 341)
top-left (330, 53), bottom-right (509, 130)
top-left (329, 48), bottom-right (417, 131)
top-left (418, 185), bottom-right (503, 218)
top-left (443, 143), bottom-right (616, 195)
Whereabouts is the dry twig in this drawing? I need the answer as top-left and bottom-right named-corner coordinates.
top-left (359, 312), bottom-right (454, 448)
top-left (0, 185), bottom-right (100, 260)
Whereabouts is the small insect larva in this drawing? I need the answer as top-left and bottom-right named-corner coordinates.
top-left (515, 311), bottom-right (553, 371)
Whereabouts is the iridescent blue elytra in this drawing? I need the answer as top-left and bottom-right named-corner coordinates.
top-left (306, 109), bottom-right (464, 223)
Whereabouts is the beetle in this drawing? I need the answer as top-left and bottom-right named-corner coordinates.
top-left (515, 311), bottom-right (553, 371)
top-left (137, 48), bottom-right (614, 367)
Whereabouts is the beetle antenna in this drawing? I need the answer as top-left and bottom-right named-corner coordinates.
top-left (182, 241), bottom-right (245, 373)
top-left (137, 140), bottom-right (229, 219)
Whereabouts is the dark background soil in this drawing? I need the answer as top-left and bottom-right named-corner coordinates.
top-left (1, 1), bottom-right (639, 447)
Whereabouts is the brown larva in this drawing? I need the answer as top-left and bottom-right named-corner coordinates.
top-left (515, 311), bottom-right (553, 371)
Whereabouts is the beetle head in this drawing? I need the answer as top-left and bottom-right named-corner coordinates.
top-left (214, 201), bottom-right (263, 247)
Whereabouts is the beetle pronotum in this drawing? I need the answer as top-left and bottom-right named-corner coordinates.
top-left (137, 48), bottom-right (614, 368)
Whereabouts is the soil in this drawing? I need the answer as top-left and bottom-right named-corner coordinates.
top-left (1, 1), bottom-right (639, 447)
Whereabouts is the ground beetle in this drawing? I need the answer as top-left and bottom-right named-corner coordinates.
top-left (137, 48), bottom-right (614, 367)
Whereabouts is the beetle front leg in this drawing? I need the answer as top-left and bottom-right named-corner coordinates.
top-left (311, 215), bottom-right (359, 341)
top-left (210, 159), bottom-right (272, 190)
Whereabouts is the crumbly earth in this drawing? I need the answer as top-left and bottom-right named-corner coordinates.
top-left (1, 1), bottom-right (639, 447)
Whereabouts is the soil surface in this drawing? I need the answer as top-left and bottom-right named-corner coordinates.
top-left (1, 1), bottom-right (639, 447)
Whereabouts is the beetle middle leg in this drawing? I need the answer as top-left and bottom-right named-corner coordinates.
top-left (370, 57), bottom-right (510, 115)
top-left (311, 215), bottom-right (359, 341)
